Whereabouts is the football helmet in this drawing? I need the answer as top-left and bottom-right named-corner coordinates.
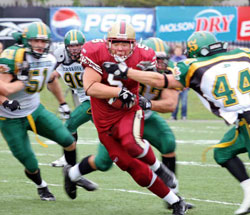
top-left (186, 31), bottom-right (228, 58)
top-left (141, 37), bottom-right (170, 73)
top-left (22, 22), bottom-right (51, 58)
top-left (107, 21), bottom-right (136, 62)
top-left (64, 30), bottom-right (85, 60)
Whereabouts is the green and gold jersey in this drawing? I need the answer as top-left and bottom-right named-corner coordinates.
top-left (0, 45), bottom-right (56, 118)
top-left (171, 48), bottom-right (250, 124)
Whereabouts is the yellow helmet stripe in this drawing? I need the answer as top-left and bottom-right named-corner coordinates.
top-left (42, 23), bottom-right (47, 35)
top-left (152, 38), bottom-right (165, 52)
top-left (153, 38), bottom-right (160, 52)
top-left (74, 30), bottom-right (77, 41)
top-left (36, 22), bottom-right (42, 35)
top-left (70, 30), bottom-right (73, 41)
top-left (36, 22), bottom-right (47, 36)
top-left (159, 39), bottom-right (165, 52)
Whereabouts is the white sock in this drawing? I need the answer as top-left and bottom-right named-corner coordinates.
top-left (163, 190), bottom-right (180, 205)
top-left (171, 179), bottom-right (179, 194)
top-left (240, 178), bottom-right (250, 192)
top-left (69, 164), bottom-right (82, 182)
top-left (37, 180), bottom-right (47, 188)
top-left (150, 159), bottom-right (161, 172)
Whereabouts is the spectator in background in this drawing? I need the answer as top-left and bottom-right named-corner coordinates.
top-left (0, 42), bottom-right (4, 55)
top-left (170, 44), bottom-right (189, 120)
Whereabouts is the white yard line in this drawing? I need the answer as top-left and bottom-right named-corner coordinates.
top-left (0, 180), bottom-right (240, 206)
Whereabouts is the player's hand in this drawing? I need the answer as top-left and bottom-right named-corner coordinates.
top-left (58, 102), bottom-right (71, 119)
top-left (17, 61), bottom-right (30, 83)
top-left (136, 61), bottom-right (156, 71)
top-left (138, 95), bottom-right (152, 110)
top-left (118, 87), bottom-right (136, 109)
top-left (2, 100), bottom-right (21, 111)
top-left (103, 62), bottom-right (128, 79)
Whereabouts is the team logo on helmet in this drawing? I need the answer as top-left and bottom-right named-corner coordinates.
top-left (187, 39), bottom-right (198, 53)
top-left (51, 9), bottom-right (81, 40)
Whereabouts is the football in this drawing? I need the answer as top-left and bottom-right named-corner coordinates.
top-left (107, 97), bottom-right (133, 110)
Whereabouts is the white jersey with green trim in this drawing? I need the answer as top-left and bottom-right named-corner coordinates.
top-left (54, 45), bottom-right (89, 103)
top-left (0, 53), bottom-right (56, 118)
top-left (175, 48), bottom-right (250, 124)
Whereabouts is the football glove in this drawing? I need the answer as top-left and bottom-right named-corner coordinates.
top-left (2, 100), bottom-right (21, 111)
top-left (17, 61), bottom-right (30, 83)
top-left (118, 87), bottom-right (136, 109)
top-left (138, 95), bottom-right (152, 110)
top-left (136, 61), bottom-right (156, 71)
top-left (58, 102), bottom-right (71, 120)
top-left (103, 62), bottom-right (128, 79)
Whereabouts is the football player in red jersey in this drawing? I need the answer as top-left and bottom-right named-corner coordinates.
top-left (62, 21), bottom-right (187, 215)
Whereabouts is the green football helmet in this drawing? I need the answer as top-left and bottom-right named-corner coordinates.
top-left (186, 31), bottom-right (227, 58)
top-left (141, 37), bottom-right (170, 73)
top-left (64, 30), bottom-right (85, 60)
top-left (22, 22), bottom-right (51, 58)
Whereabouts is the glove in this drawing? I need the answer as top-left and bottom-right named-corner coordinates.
top-left (17, 61), bottom-right (30, 83)
top-left (139, 95), bottom-right (152, 110)
top-left (118, 87), bottom-right (136, 109)
top-left (102, 62), bottom-right (128, 79)
top-left (2, 100), bottom-right (21, 111)
top-left (58, 102), bottom-right (71, 119)
top-left (136, 61), bottom-right (156, 71)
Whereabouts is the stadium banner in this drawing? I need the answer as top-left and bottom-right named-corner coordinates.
top-left (156, 6), bottom-right (237, 42)
top-left (237, 7), bottom-right (250, 41)
top-left (50, 7), bottom-right (155, 42)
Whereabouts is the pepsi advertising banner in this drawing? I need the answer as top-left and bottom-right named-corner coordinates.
top-left (156, 6), bottom-right (237, 42)
top-left (50, 7), bottom-right (155, 42)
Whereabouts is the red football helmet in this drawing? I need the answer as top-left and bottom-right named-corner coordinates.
top-left (106, 21), bottom-right (136, 62)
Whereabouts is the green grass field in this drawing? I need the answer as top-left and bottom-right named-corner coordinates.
top-left (1, 119), bottom-right (249, 215)
top-left (0, 82), bottom-right (248, 215)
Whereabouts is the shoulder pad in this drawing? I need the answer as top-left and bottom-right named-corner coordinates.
top-left (182, 58), bottom-right (197, 66)
top-left (53, 45), bottom-right (66, 63)
top-left (239, 47), bottom-right (250, 53)
top-left (0, 46), bottom-right (26, 75)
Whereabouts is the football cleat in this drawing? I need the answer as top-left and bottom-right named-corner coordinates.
top-left (51, 155), bottom-right (67, 167)
top-left (37, 187), bottom-right (56, 201)
top-left (155, 163), bottom-right (177, 189)
top-left (76, 177), bottom-right (98, 191)
top-left (167, 201), bottom-right (194, 210)
top-left (171, 199), bottom-right (188, 215)
top-left (63, 165), bottom-right (77, 199)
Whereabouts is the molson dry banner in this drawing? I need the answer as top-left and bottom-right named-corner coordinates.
top-left (156, 6), bottom-right (237, 41)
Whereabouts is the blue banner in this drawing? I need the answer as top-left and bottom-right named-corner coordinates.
top-left (50, 7), bottom-right (155, 42)
top-left (156, 6), bottom-right (237, 42)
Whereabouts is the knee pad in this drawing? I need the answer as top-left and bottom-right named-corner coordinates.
top-left (158, 134), bottom-right (176, 154)
top-left (95, 157), bottom-right (113, 172)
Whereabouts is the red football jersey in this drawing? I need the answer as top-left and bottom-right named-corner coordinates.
top-left (81, 39), bottom-right (156, 132)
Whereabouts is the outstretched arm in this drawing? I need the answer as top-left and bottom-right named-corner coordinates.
top-left (102, 62), bottom-right (184, 89)
top-left (127, 68), bottom-right (184, 89)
